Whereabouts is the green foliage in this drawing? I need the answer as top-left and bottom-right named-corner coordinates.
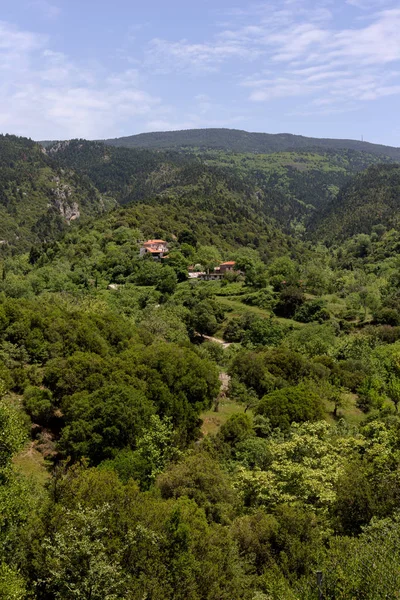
top-left (0, 135), bottom-right (106, 252)
top-left (312, 164), bottom-right (400, 242)
top-left (23, 386), bottom-right (53, 424)
top-left (0, 400), bottom-right (26, 471)
top-left (312, 515), bottom-right (400, 598)
top-left (2, 128), bottom-right (400, 598)
top-left (157, 451), bottom-right (237, 522)
top-left (256, 382), bottom-right (325, 431)
top-left (274, 285), bottom-right (305, 318)
top-left (0, 563), bottom-right (27, 600)
top-left (224, 314), bottom-right (285, 347)
top-left (40, 504), bottom-right (126, 600)
top-left (294, 299), bottom-right (329, 323)
top-left (59, 384), bottom-right (154, 463)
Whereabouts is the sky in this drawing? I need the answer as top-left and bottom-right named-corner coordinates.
top-left (1, 0), bottom-right (400, 145)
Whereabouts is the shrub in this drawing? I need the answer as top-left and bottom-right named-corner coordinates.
top-left (256, 382), bottom-right (324, 430)
top-left (23, 386), bottom-right (54, 424)
top-left (374, 307), bottom-right (400, 326)
top-left (294, 299), bottom-right (330, 323)
top-left (274, 286), bottom-right (305, 319)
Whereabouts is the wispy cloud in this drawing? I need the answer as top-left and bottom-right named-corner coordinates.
top-left (242, 7), bottom-right (400, 109)
top-left (144, 2), bottom-right (400, 114)
top-left (146, 37), bottom-right (261, 74)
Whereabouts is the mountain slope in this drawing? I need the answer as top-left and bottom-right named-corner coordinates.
top-left (46, 139), bottom-right (392, 234)
top-left (0, 135), bottom-right (111, 251)
top-left (310, 164), bottom-right (400, 242)
top-left (103, 128), bottom-right (400, 160)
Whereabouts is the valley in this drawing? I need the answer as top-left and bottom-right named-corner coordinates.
top-left (1, 128), bottom-right (400, 599)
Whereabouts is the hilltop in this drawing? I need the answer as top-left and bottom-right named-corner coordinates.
top-left (102, 127), bottom-right (400, 160)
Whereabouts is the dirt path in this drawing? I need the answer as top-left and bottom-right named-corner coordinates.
top-left (201, 334), bottom-right (231, 349)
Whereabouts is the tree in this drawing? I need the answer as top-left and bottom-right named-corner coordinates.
top-left (274, 285), bottom-right (305, 318)
top-left (195, 246), bottom-right (221, 274)
top-left (59, 384), bottom-right (154, 463)
top-left (191, 300), bottom-right (219, 337)
top-left (40, 505), bottom-right (126, 600)
top-left (156, 266), bottom-right (178, 295)
top-left (256, 382), bottom-right (324, 431)
top-left (157, 451), bottom-right (236, 522)
top-left (386, 376), bottom-right (400, 411)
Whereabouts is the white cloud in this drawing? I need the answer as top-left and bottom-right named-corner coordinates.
top-left (0, 21), bottom-right (164, 139)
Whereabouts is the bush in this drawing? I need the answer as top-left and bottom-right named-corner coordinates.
top-left (256, 382), bottom-right (324, 430)
top-left (374, 307), bottom-right (400, 326)
top-left (274, 286), bottom-right (305, 319)
top-left (23, 386), bottom-right (53, 424)
top-left (219, 413), bottom-right (254, 447)
top-left (294, 299), bottom-right (330, 323)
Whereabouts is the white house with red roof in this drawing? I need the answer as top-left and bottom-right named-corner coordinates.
top-left (140, 239), bottom-right (168, 259)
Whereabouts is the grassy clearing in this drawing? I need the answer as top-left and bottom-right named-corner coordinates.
top-left (201, 399), bottom-right (247, 436)
top-left (324, 392), bottom-right (366, 426)
top-left (13, 442), bottom-right (50, 486)
top-left (217, 296), bottom-right (305, 337)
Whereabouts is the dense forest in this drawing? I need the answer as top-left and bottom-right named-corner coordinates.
top-left (2, 132), bottom-right (400, 598)
top-left (0, 135), bottom-right (110, 251)
top-left (45, 139), bottom-right (392, 234)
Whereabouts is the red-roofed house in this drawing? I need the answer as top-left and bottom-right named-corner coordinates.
top-left (219, 261), bottom-right (237, 274)
top-left (140, 239), bottom-right (168, 260)
top-left (198, 261), bottom-right (239, 280)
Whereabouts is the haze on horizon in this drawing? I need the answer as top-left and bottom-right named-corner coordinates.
top-left (2, 0), bottom-right (400, 146)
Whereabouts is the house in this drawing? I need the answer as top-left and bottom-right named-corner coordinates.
top-left (140, 239), bottom-right (168, 260)
top-left (198, 261), bottom-right (239, 280)
top-left (219, 261), bottom-right (237, 274)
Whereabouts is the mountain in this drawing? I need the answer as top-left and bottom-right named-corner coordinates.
top-left (0, 135), bottom-right (111, 251)
top-left (103, 128), bottom-right (400, 160)
top-left (46, 139), bottom-right (391, 234)
top-left (310, 164), bottom-right (400, 242)
top-left (45, 139), bottom-right (289, 252)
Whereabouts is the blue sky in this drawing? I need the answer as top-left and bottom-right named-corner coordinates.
top-left (1, 0), bottom-right (400, 145)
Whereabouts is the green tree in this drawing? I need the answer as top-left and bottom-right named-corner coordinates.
top-left (256, 382), bottom-right (324, 431)
top-left (40, 505), bottom-right (126, 600)
top-left (156, 266), bottom-right (178, 295)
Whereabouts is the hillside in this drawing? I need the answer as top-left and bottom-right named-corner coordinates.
top-left (0, 135), bottom-right (111, 251)
top-left (4, 132), bottom-right (400, 599)
top-left (310, 164), bottom-right (400, 242)
top-left (103, 127), bottom-right (400, 160)
top-left (46, 139), bottom-right (391, 234)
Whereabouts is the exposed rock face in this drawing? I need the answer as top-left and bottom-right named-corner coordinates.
top-left (51, 177), bottom-right (80, 222)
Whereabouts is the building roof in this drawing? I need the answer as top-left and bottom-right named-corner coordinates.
top-left (143, 239), bottom-right (167, 245)
top-left (221, 261), bottom-right (236, 266)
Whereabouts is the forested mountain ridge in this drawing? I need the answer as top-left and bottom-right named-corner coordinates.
top-left (101, 127), bottom-right (400, 160)
top-left (310, 163), bottom-right (400, 242)
top-left (0, 135), bottom-right (111, 251)
top-left (46, 138), bottom-right (391, 234)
